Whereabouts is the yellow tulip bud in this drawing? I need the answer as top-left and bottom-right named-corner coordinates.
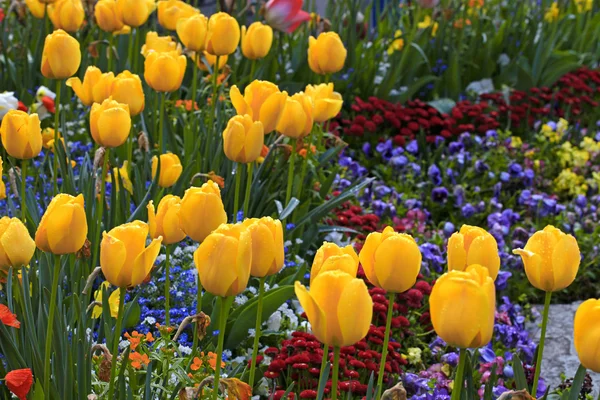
top-left (90, 98), bottom-right (131, 148)
top-left (574, 299), bottom-right (600, 372)
top-left (194, 223), bottom-right (251, 297)
top-left (157, 0), bottom-right (198, 31)
top-left (147, 195), bottom-right (186, 245)
top-left (0, 111), bottom-right (42, 160)
top-left (92, 281), bottom-right (120, 318)
top-left (429, 264), bottom-right (495, 348)
top-left (229, 81), bottom-right (281, 130)
top-left (222, 114), bottom-right (264, 163)
top-left (111, 71), bottom-right (145, 116)
top-left (194, 51), bottom-right (228, 72)
top-left (151, 153), bottom-right (182, 188)
top-left (141, 31), bottom-right (182, 58)
top-left (144, 51), bottom-right (187, 92)
top-left (311, 242), bottom-right (358, 282)
top-left (179, 180), bottom-right (227, 243)
top-left (106, 161), bottom-right (133, 194)
top-left (94, 0), bottom-right (124, 32)
top-left (35, 193), bottom-right (88, 254)
top-left (273, 92), bottom-right (314, 139)
top-left (242, 217), bottom-right (284, 277)
top-left (176, 14), bottom-right (208, 52)
top-left (241, 22), bottom-right (273, 60)
top-left (48, 0), bottom-right (85, 32)
top-left (359, 226), bottom-right (422, 293)
top-left (205, 12), bottom-right (240, 56)
top-left (447, 225), bottom-right (500, 280)
top-left (25, 0), bottom-right (46, 18)
top-left (512, 225), bottom-right (580, 292)
top-left (66, 66), bottom-right (115, 106)
top-left (308, 32), bottom-right (347, 75)
top-left (0, 217), bottom-right (36, 272)
top-left (41, 29), bottom-right (81, 79)
top-left (117, 0), bottom-right (155, 27)
top-left (295, 270), bottom-right (373, 347)
top-left (304, 83), bottom-right (343, 123)
top-left (100, 221), bottom-right (162, 288)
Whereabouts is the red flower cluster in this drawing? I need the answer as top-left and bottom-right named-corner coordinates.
top-left (333, 67), bottom-right (600, 145)
top-left (325, 201), bottom-right (380, 245)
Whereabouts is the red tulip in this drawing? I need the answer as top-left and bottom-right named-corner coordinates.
top-left (264, 0), bottom-right (310, 32)
top-left (0, 304), bottom-right (20, 329)
top-left (5, 369), bottom-right (33, 400)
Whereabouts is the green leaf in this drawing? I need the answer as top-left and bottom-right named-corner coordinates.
top-left (124, 301), bottom-right (141, 329)
top-left (567, 364), bottom-right (587, 400)
top-left (31, 379), bottom-right (45, 400)
top-left (512, 353), bottom-right (529, 390)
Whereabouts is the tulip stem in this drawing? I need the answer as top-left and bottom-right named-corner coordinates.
top-left (43, 255), bottom-right (61, 399)
top-left (107, 33), bottom-right (114, 71)
top-left (317, 343), bottom-right (330, 391)
top-left (249, 60), bottom-right (257, 81)
top-left (375, 291), bottom-right (395, 399)
top-left (331, 346), bottom-right (340, 400)
top-left (451, 348), bottom-right (468, 400)
top-left (204, 55), bottom-right (220, 171)
top-left (158, 92), bottom-right (166, 153)
top-left (233, 163), bottom-right (242, 222)
top-left (248, 276), bottom-right (266, 389)
top-left (285, 139), bottom-right (297, 208)
top-left (164, 244), bottom-right (171, 326)
top-left (243, 162), bottom-right (253, 219)
top-left (92, 148), bottom-right (110, 271)
top-left (53, 79), bottom-right (61, 194)
top-left (107, 286), bottom-right (126, 399)
top-left (20, 159), bottom-right (27, 224)
top-left (532, 291), bottom-right (552, 395)
top-left (212, 296), bottom-right (231, 400)
top-left (127, 29), bottom-right (134, 70)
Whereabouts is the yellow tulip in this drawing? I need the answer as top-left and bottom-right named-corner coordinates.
top-left (144, 51), bottom-right (186, 92)
top-left (117, 0), bottom-right (155, 27)
top-left (25, 0), bottom-right (46, 18)
top-left (241, 22), bottom-right (273, 60)
top-left (151, 153), bottom-right (182, 188)
top-left (222, 114), bottom-right (264, 163)
top-left (105, 161), bottom-right (133, 194)
top-left (41, 29), bottom-right (81, 79)
top-left (447, 225), bottom-right (500, 280)
top-left (311, 242), bottom-right (358, 282)
top-left (0, 217), bottom-right (36, 272)
top-left (100, 221), bottom-right (163, 288)
top-left (66, 66), bottom-right (115, 106)
top-left (272, 92), bottom-right (314, 139)
top-left (35, 193), bottom-right (88, 254)
top-left (179, 180), bottom-right (227, 243)
top-left (205, 12), bottom-right (240, 56)
top-left (304, 83), bottom-right (343, 123)
top-left (95, 0), bottom-right (125, 32)
top-left (194, 51), bottom-right (228, 72)
top-left (140, 31), bottom-right (182, 57)
top-left (147, 195), bottom-right (186, 245)
top-left (111, 71), bottom-right (145, 116)
top-left (308, 32), bottom-right (347, 75)
top-left (295, 270), bottom-right (373, 347)
top-left (359, 226), bottom-right (422, 293)
top-left (0, 158), bottom-right (5, 201)
top-left (0, 111), bottom-right (42, 160)
top-left (176, 14), bottom-right (208, 52)
top-left (242, 217), bottom-right (284, 277)
top-left (429, 264), bottom-right (495, 348)
top-left (48, 0), bottom-right (85, 32)
top-left (512, 225), bottom-right (580, 292)
top-left (229, 81), bottom-right (281, 130)
top-left (92, 281), bottom-right (120, 318)
top-left (574, 299), bottom-right (600, 372)
top-left (90, 98), bottom-right (131, 148)
top-left (194, 223), bottom-right (251, 297)
top-left (157, 0), bottom-right (198, 31)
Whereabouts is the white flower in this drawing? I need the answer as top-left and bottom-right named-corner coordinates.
top-left (178, 345), bottom-right (192, 355)
top-left (466, 79), bottom-right (495, 96)
top-left (119, 339), bottom-right (129, 350)
top-left (248, 328), bottom-right (256, 338)
top-left (235, 295), bottom-right (248, 306)
top-left (247, 286), bottom-right (257, 295)
top-left (0, 92), bottom-right (18, 120)
top-left (498, 53), bottom-right (510, 67)
top-left (267, 311), bottom-right (282, 331)
top-left (36, 85), bottom-right (56, 101)
top-left (144, 316), bottom-right (156, 325)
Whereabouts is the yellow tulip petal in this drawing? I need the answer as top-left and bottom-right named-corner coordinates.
top-left (97, 105), bottom-right (131, 148)
top-left (337, 277), bottom-right (373, 346)
top-left (46, 203), bottom-right (88, 254)
top-left (131, 237), bottom-right (162, 287)
top-left (358, 231), bottom-right (382, 287)
top-left (1, 220), bottom-right (35, 267)
top-left (294, 281), bottom-right (328, 344)
top-left (551, 234), bottom-right (580, 291)
top-left (447, 232), bottom-right (467, 272)
top-left (466, 235), bottom-right (500, 280)
top-left (101, 233), bottom-right (127, 287)
top-left (195, 234), bottom-right (238, 297)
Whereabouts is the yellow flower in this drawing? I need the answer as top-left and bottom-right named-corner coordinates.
top-left (106, 161), bottom-right (133, 194)
top-left (176, 14), bottom-right (208, 52)
top-left (429, 265), bottom-right (495, 348)
top-left (90, 98), bottom-right (131, 148)
top-left (242, 217), bottom-right (284, 277)
top-left (205, 12), bottom-right (240, 56)
top-left (111, 71), bottom-right (145, 116)
top-left (147, 195), bottom-right (186, 245)
top-left (157, 0), bottom-right (198, 31)
top-left (417, 16), bottom-right (438, 36)
top-left (304, 83), bottom-right (343, 123)
top-left (0, 158), bottom-right (5, 201)
top-left (144, 51), bottom-right (187, 92)
top-left (141, 32), bottom-right (182, 58)
top-left (310, 242), bottom-right (358, 282)
top-left (574, 299), bottom-right (600, 372)
top-left (94, 0), bottom-right (125, 33)
top-left (307, 32), bottom-right (346, 75)
top-left (574, 0), bottom-right (592, 12)
top-left (151, 153), bottom-right (183, 188)
top-left (447, 225), bottom-right (500, 280)
top-left (241, 22), bottom-right (273, 60)
top-left (48, 0), bottom-right (85, 32)
top-left (295, 270), bottom-right (373, 347)
top-left (194, 224), bottom-right (252, 297)
top-left (92, 282), bottom-right (120, 318)
top-left (510, 136), bottom-right (523, 149)
top-left (41, 29), bottom-right (81, 79)
top-left (513, 225), bottom-right (580, 292)
top-left (42, 128), bottom-right (62, 149)
top-left (229, 80), bottom-right (281, 130)
top-left (179, 180), bottom-right (227, 243)
top-left (544, 2), bottom-right (559, 22)
top-left (554, 168), bottom-right (587, 196)
top-left (0, 217), bottom-right (36, 272)
top-left (117, 0), bottom-right (155, 27)
top-left (0, 110), bottom-right (43, 159)
top-left (580, 137), bottom-right (600, 153)
top-left (222, 114), bottom-right (264, 163)
top-left (194, 51), bottom-right (228, 72)
top-left (271, 92), bottom-right (314, 139)
top-left (35, 193), bottom-right (88, 254)
top-left (25, 0), bottom-right (46, 18)
top-left (387, 30), bottom-right (404, 55)
top-left (66, 66), bottom-right (115, 106)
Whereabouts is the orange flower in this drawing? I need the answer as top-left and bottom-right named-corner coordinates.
top-left (5, 368), bottom-right (33, 400)
top-left (190, 356), bottom-right (202, 371)
top-left (191, 352), bottom-right (225, 371)
top-left (222, 378), bottom-right (252, 400)
top-left (260, 145), bottom-right (269, 157)
top-left (207, 351), bottom-right (224, 369)
top-left (299, 145), bottom-right (316, 158)
top-left (124, 330), bottom-right (154, 350)
top-left (207, 171), bottom-right (225, 188)
top-left (0, 304), bottom-right (20, 328)
top-left (175, 99), bottom-right (199, 111)
top-left (454, 18), bottom-right (471, 28)
top-left (129, 352), bottom-right (150, 369)
top-left (468, 0), bottom-right (484, 7)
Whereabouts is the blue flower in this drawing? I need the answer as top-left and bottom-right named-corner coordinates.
top-left (431, 187), bottom-right (448, 203)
